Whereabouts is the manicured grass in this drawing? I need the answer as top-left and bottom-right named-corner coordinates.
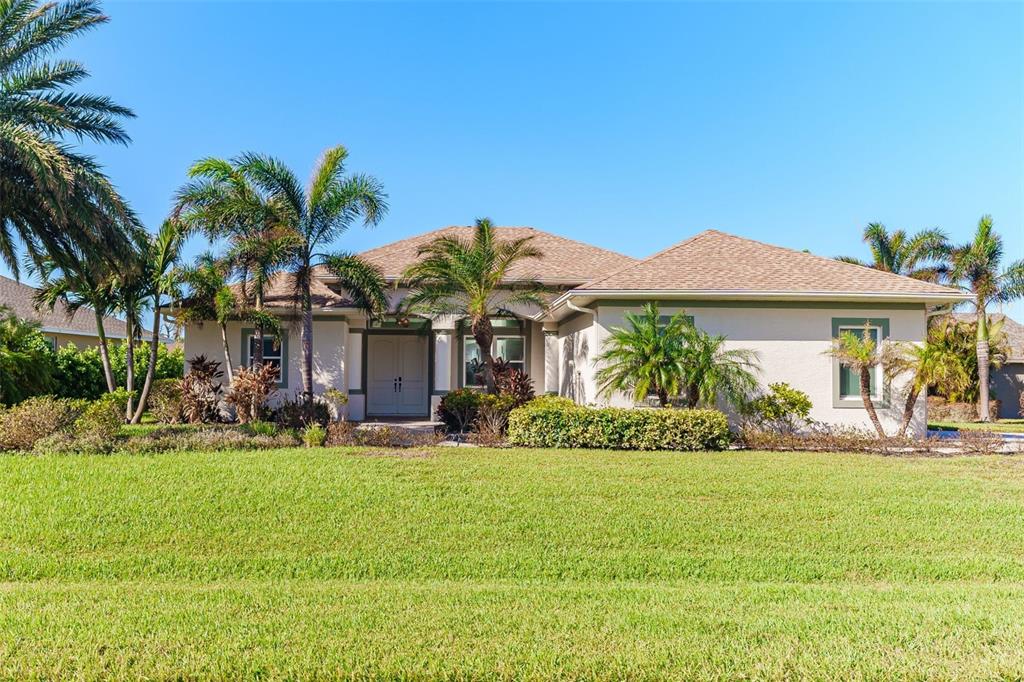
top-left (930, 418), bottom-right (1024, 433)
top-left (1, 448), bottom-right (1023, 679)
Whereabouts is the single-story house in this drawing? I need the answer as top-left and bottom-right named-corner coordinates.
top-left (181, 227), bottom-right (967, 435)
top-left (0, 274), bottom-right (136, 350)
top-left (953, 313), bottom-right (1024, 419)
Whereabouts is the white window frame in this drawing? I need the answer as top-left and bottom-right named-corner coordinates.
top-left (463, 334), bottom-right (525, 388)
top-left (243, 331), bottom-right (286, 386)
top-left (836, 324), bottom-right (883, 402)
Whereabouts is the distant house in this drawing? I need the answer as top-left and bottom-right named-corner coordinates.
top-left (953, 313), bottom-right (1024, 419)
top-left (0, 274), bottom-right (131, 350)
top-left (180, 227), bottom-right (969, 436)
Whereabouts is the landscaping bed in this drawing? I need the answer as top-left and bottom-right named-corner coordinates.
top-left (0, 447), bottom-right (1022, 679)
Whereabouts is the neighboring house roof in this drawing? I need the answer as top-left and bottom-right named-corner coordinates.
top-left (356, 226), bottom-right (637, 285)
top-left (952, 313), bottom-right (1024, 362)
top-left (230, 273), bottom-right (354, 311)
top-left (571, 230), bottom-right (966, 300)
top-left (0, 274), bottom-right (130, 339)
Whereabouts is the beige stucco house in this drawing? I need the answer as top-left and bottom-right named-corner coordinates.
top-left (181, 227), bottom-right (967, 435)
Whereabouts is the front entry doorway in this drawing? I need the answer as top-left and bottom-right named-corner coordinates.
top-left (366, 334), bottom-right (429, 417)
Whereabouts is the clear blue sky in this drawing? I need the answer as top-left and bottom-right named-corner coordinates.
top-left (8, 1), bottom-right (1024, 316)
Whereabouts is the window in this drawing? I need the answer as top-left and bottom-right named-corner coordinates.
top-left (45, 336), bottom-right (57, 351)
top-left (464, 335), bottom-right (525, 387)
top-left (834, 323), bottom-right (884, 402)
top-left (242, 329), bottom-right (287, 386)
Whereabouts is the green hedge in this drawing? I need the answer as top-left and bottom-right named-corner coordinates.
top-left (507, 397), bottom-right (731, 451)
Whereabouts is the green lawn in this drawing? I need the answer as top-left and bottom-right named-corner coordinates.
top-left (929, 418), bottom-right (1024, 433)
top-left (1, 448), bottom-right (1023, 679)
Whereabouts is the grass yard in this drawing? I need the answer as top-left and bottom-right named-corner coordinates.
top-left (929, 418), bottom-right (1024, 433)
top-left (1, 447), bottom-right (1023, 679)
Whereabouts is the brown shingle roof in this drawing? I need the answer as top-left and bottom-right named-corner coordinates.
top-left (575, 230), bottom-right (965, 298)
top-left (357, 226), bottom-right (636, 284)
top-left (230, 273), bottom-right (353, 310)
top-left (0, 274), bottom-right (130, 338)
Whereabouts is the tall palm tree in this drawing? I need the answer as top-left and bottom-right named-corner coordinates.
top-left (883, 340), bottom-right (969, 437)
top-left (177, 254), bottom-right (241, 383)
top-left (31, 252), bottom-right (118, 391)
top-left (678, 329), bottom-right (760, 411)
top-left (402, 218), bottom-right (548, 394)
top-left (837, 223), bottom-right (950, 282)
top-left (129, 220), bottom-right (184, 423)
top-left (596, 303), bottom-right (691, 407)
top-left (175, 157), bottom-right (300, 366)
top-left (0, 0), bottom-right (138, 274)
top-left (949, 215), bottom-right (1024, 421)
top-left (234, 146), bottom-right (389, 409)
top-left (826, 325), bottom-right (886, 437)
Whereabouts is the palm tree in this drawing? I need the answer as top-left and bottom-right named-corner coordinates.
top-left (129, 220), bottom-right (184, 423)
top-left (177, 254), bottom-right (241, 383)
top-left (234, 146), bottom-right (389, 409)
top-left (596, 303), bottom-right (691, 407)
top-left (402, 218), bottom-right (549, 394)
top-left (837, 223), bottom-right (950, 282)
top-left (31, 253), bottom-right (118, 392)
top-left (175, 157), bottom-right (300, 366)
top-left (826, 325), bottom-right (886, 437)
top-left (0, 0), bottom-right (138, 274)
top-left (949, 215), bottom-right (1024, 421)
top-left (883, 340), bottom-right (969, 437)
top-left (926, 315), bottom-right (1008, 404)
top-left (678, 329), bottom-right (760, 411)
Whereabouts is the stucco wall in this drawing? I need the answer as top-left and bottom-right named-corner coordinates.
top-left (184, 318), bottom-right (348, 409)
top-left (556, 311), bottom-right (597, 405)
top-left (559, 302), bottom-right (929, 436)
top-left (993, 362), bottom-right (1023, 419)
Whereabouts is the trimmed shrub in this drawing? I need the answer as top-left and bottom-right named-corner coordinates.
top-left (149, 379), bottom-right (184, 424)
top-left (436, 388), bottom-right (481, 433)
top-left (507, 401), bottom-right (731, 451)
top-left (0, 396), bottom-right (86, 451)
top-left (742, 382), bottom-right (812, 434)
top-left (77, 390), bottom-right (130, 441)
top-left (225, 364), bottom-right (278, 424)
top-left (52, 344), bottom-right (106, 400)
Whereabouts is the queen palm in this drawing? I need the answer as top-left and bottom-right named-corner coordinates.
top-left (234, 146), bottom-right (389, 409)
top-left (949, 215), bottom-right (1024, 421)
top-left (402, 219), bottom-right (548, 394)
top-left (0, 0), bottom-right (137, 274)
top-left (826, 325), bottom-right (886, 437)
top-left (837, 223), bottom-right (950, 282)
top-left (596, 303), bottom-right (691, 407)
top-left (175, 157), bottom-right (300, 367)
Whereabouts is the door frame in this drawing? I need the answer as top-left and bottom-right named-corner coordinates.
top-left (362, 328), bottom-right (434, 419)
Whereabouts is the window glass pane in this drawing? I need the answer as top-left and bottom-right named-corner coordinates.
top-left (495, 337), bottom-right (524, 362)
top-left (464, 338), bottom-right (482, 386)
top-left (838, 326), bottom-right (879, 398)
top-left (263, 337), bottom-right (280, 358)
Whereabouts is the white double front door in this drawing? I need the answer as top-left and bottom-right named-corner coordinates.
top-left (366, 334), bottom-right (429, 416)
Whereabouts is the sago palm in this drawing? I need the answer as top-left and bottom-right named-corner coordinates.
top-left (826, 325), bottom-right (886, 437)
top-left (402, 218), bottom-right (548, 394)
top-left (0, 0), bottom-right (137, 273)
top-left (175, 157), bottom-right (300, 366)
top-left (235, 146), bottom-right (389, 409)
top-left (837, 223), bottom-right (950, 282)
top-left (949, 215), bottom-right (1024, 421)
top-left (596, 303), bottom-right (691, 407)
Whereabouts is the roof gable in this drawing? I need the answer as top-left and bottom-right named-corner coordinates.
top-left (574, 230), bottom-right (965, 298)
top-left (357, 226), bottom-right (636, 285)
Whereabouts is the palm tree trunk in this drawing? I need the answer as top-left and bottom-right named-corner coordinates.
top-left (125, 315), bottom-right (135, 421)
top-left (977, 311), bottom-right (991, 421)
top-left (93, 309), bottom-right (116, 393)
top-left (860, 366), bottom-right (886, 437)
top-left (301, 285), bottom-right (314, 416)
top-left (656, 386), bottom-right (669, 407)
top-left (130, 304), bottom-right (162, 424)
top-left (253, 289), bottom-right (264, 366)
top-left (220, 321), bottom-right (234, 384)
top-left (899, 385), bottom-right (920, 437)
top-left (471, 317), bottom-right (496, 394)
